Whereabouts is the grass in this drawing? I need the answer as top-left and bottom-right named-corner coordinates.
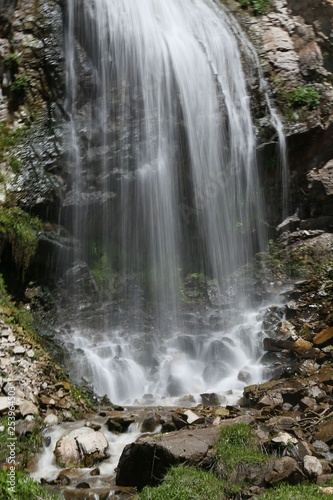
top-left (259, 482), bottom-right (333, 499)
top-left (139, 466), bottom-right (225, 500)
top-left (139, 425), bottom-right (269, 499)
top-left (0, 470), bottom-right (59, 500)
top-left (215, 423), bottom-right (267, 477)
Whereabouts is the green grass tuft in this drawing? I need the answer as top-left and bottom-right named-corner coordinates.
top-left (215, 423), bottom-right (267, 476)
top-left (139, 466), bottom-right (225, 500)
top-left (259, 482), bottom-right (333, 499)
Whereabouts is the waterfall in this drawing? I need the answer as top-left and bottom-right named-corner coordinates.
top-left (62, 0), bottom-right (284, 405)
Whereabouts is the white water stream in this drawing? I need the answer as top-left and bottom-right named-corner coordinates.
top-left (62, 0), bottom-right (286, 406)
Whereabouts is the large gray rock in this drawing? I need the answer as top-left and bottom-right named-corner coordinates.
top-left (54, 427), bottom-right (109, 468)
top-left (116, 426), bottom-right (220, 490)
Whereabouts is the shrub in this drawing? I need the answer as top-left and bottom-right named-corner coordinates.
top-left (241, 0), bottom-right (272, 15)
top-left (10, 73), bottom-right (28, 96)
top-left (288, 86), bottom-right (321, 110)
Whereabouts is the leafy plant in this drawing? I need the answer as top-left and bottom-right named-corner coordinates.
top-left (288, 86), bottom-right (321, 110)
top-left (241, 0), bottom-right (272, 15)
top-left (139, 466), bottom-right (225, 500)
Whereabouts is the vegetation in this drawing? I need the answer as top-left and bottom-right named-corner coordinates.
top-left (91, 253), bottom-right (114, 295)
top-left (215, 423), bottom-right (267, 476)
top-left (0, 206), bottom-right (42, 275)
top-left (139, 424), bottom-right (270, 499)
top-left (0, 122), bottom-right (27, 166)
top-left (139, 466), bottom-right (225, 500)
top-left (3, 53), bottom-right (19, 73)
top-left (259, 482), bottom-right (333, 499)
top-left (258, 239), bottom-right (333, 279)
top-left (10, 73), bottom-right (28, 97)
top-left (0, 470), bottom-right (58, 500)
top-left (240, 0), bottom-right (272, 15)
top-left (288, 86), bottom-right (321, 110)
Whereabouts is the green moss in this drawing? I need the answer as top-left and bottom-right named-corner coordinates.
top-left (139, 466), bottom-right (225, 500)
top-left (259, 482), bottom-right (333, 499)
top-left (0, 470), bottom-right (58, 500)
top-left (215, 423), bottom-right (267, 477)
top-left (0, 206), bottom-right (42, 275)
top-left (240, 0), bottom-right (272, 15)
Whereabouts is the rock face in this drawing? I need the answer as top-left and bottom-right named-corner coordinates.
top-left (54, 427), bottom-right (109, 468)
top-left (116, 426), bottom-right (220, 490)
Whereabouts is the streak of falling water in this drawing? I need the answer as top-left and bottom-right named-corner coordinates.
top-left (63, 0), bottom-right (287, 404)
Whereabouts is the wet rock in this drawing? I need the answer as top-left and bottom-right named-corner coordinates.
top-left (200, 393), bottom-right (224, 406)
top-left (116, 426), bottom-right (220, 489)
top-left (55, 427), bottom-right (109, 468)
top-left (141, 413), bottom-right (161, 433)
top-left (106, 416), bottom-right (134, 434)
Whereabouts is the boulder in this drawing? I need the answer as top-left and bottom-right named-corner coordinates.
top-left (303, 455), bottom-right (323, 478)
top-left (264, 457), bottom-right (302, 485)
top-left (313, 328), bottom-right (333, 347)
top-left (54, 427), bottom-right (109, 468)
top-left (314, 420), bottom-right (333, 445)
top-left (116, 426), bottom-right (220, 490)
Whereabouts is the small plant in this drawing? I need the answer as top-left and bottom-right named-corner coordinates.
top-left (10, 73), bottom-right (28, 96)
top-left (288, 86), bottom-right (321, 110)
top-left (139, 466), bottom-right (225, 500)
top-left (241, 0), bottom-right (272, 15)
top-left (3, 52), bottom-right (19, 73)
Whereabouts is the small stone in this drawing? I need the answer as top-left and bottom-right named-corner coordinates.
top-left (299, 396), bottom-right (317, 410)
top-left (13, 346), bottom-right (25, 355)
top-left (44, 413), bottom-right (59, 427)
top-left (20, 399), bottom-right (39, 417)
top-left (272, 432), bottom-right (298, 446)
top-left (304, 455), bottom-right (323, 478)
top-left (319, 487), bottom-right (333, 494)
top-left (183, 410), bottom-right (204, 425)
top-left (27, 349), bottom-right (35, 358)
top-left (0, 358), bottom-right (10, 368)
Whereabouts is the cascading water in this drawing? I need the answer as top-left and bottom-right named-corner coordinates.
top-left (62, 0), bottom-right (285, 405)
